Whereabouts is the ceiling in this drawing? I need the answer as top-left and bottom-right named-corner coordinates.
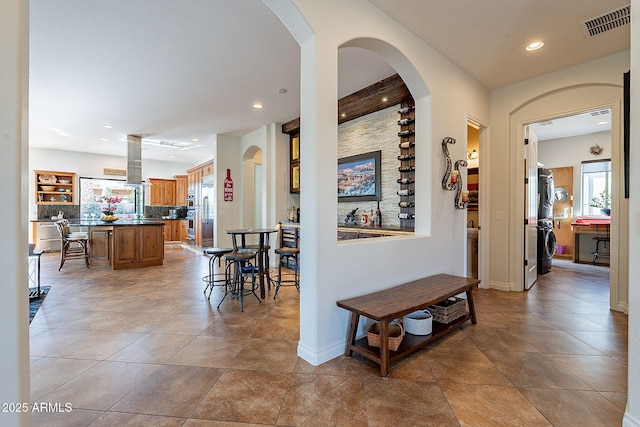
top-left (28, 0), bottom-right (629, 164)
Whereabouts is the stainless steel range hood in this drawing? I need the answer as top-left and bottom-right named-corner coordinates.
top-left (126, 135), bottom-right (142, 185)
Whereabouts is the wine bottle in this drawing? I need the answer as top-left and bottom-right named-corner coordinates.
top-left (398, 213), bottom-right (415, 220)
top-left (375, 202), bottom-right (382, 228)
top-left (397, 154), bottom-right (415, 161)
top-left (398, 106), bottom-right (415, 114)
top-left (397, 118), bottom-right (415, 126)
top-left (398, 166), bottom-right (415, 173)
top-left (398, 130), bottom-right (415, 137)
top-left (398, 201), bottom-right (415, 208)
top-left (370, 209), bottom-right (375, 227)
top-left (397, 178), bottom-right (414, 184)
top-left (399, 141), bottom-right (415, 149)
top-left (397, 189), bottom-right (415, 196)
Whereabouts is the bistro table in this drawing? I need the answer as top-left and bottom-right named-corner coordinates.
top-left (570, 217), bottom-right (611, 264)
top-left (224, 228), bottom-right (278, 299)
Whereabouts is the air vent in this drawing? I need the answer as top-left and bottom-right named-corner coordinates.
top-left (582, 5), bottom-right (630, 37)
top-left (590, 109), bottom-right (611, 117)
top-left (539, 121), bottom-right (554, 126)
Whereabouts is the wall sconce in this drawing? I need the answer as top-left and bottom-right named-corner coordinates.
top-left (467, 149), bottom-right (479, 160)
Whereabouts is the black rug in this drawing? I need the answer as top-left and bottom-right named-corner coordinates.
top-left (29, 286), bottom-right (50, 324)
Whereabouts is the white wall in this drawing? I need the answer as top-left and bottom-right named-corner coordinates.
top-left (538, 131), bottom-right (611, 216)
top-left (0, 1), bottom-right (30, 425)
top-left (270, 0), bottom-right (490, 365)
top-left (213, 134), bottom-right (241, 249)
top-left (624, 1), bottom-right (639, 424)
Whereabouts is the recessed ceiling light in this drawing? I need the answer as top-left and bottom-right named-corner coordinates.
top-left (168, 155), bottom-right (174, 158)
top-left (382, 97), bottom-right (388, 102)
top-left (100, 138), bottom-right (108, 142)
top-left (253, 103), bottom-right (264, 109)
top-left (597, 121), bottom-right (609, 125)
top-left (525, 41), bottom-right (544, 51)
top-left (103, 124), bottom-right (113, 129)
top-left (191, 138), bottom-right (199, 142)
top-left (341, 113), bottom-right (346, 118)
top-left (277, 88), bottom-right (287, 94)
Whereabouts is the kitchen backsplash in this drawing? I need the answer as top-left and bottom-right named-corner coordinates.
top-left (37, 205), bottom-right (187, 220)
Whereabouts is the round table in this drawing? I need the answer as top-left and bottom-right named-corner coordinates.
top-left (224, 228), bottom-right (277, 299)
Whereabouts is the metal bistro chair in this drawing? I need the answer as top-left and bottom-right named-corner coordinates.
top-left (592, 225), bottom-right (611, 265)
top-left (219, 250), bottom-right (261, 312)
top-left (55, 219), bottom-right (89, 270)
top-left (273, 222), bottom-right (300, 299)
top-left (202, 247), bottom-right (233, 299)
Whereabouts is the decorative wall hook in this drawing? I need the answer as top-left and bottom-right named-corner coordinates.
top-left (441, 137), bottom-right (457, 190)
top-left (454, 159), bottom-right (468, 209)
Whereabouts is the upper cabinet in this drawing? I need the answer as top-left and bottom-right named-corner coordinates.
top-left (174, 175), bottom-right (188, 206)
top-left (149, 178), bottom-right (177, 206)
top-left (35, 170), bottom-right (76, 204)
top-left (290, 133), bottom-right (300, 193)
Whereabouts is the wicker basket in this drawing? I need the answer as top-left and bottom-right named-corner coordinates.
top-left (38, 175), bottom-right (57, 184)
top-left (367, 321), bottom-right (404, 351)
top-left (428, 297), bottom-right (468, 324)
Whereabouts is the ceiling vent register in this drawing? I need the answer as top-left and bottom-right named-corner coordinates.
top-left (581, 5), bottom-right (630, 37)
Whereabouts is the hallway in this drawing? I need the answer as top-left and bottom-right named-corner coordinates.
top-left (28, 248), bottom-right (626, 426)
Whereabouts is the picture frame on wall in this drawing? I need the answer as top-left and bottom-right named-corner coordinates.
top-left (337, 150), bottom-right (381, 202)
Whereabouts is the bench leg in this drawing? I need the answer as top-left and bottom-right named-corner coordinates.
top-left (379, 321), bottom-right (390, 378)
top-left (344, 312), bottom-right (359, 357)
top-left (466, 289), bottom-right (477, 324)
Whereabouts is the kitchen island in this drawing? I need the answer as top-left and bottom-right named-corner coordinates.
top-left (33, 219), bottom-right (165, 270)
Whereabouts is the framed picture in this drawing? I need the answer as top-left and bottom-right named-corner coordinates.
top-left (291, 135), bottom-right (300, 162)
top-left (338, 150), bottom-right (381, 201)
top-left (290, 163), bottom-right (300, 193)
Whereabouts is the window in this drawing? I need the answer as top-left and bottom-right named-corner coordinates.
top-left (581, 159), bottom-right (611, 215)
top-left (79, 178), bottom-right (142, 220)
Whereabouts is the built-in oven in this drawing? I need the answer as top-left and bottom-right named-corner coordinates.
top-left (187, 193), bottom-right (195, 210)
top-left (186, 209), bottom-right (195, 244)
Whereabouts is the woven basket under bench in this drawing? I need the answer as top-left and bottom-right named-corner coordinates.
top-left (427, 297), bottom-right (468, 323)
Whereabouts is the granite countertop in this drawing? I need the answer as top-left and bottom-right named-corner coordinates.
top-left (337, 223), bottom-right (414, 234)
top-left (31, 219), bottom-right (164, 226)
top-left (31, 217), bottom-right (186, 222)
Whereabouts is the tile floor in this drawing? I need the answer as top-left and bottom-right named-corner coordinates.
top-left (29, 246), bottom-right (627, 426)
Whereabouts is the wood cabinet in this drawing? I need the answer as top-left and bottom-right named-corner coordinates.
top-left (289, 133), bottom-right (300, 193)
top-left (112, 225), bottom-right (164, 270)
top-left (35, 170), bottom-right (76, 205)
top-left (159, 219), bottom-right (186, 242)
top-left (89, 227), bottom-right (112, 265)
top-left (174, 175), bottom-right (188, 206)
top-left (187, 160), bottom-right (213, 247)
top-left (149, 178), bottom-right (177, 206)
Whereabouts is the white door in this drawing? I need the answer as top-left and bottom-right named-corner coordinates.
top-left (524, 126), bottom-right (538, 290)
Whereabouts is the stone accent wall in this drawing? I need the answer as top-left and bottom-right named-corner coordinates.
top-left (337, 104), bottom-right (401, 227)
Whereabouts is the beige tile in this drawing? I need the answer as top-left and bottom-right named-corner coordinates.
top-left (424, 346), bottom-right (511, 386)
top-left (46, 330), bottom-right (145, 359)
top-left (30, 357), bottom-right (98, 401)
top-left (277, 373), bottom-right (367, 426)
top-left (232, 338), bottom-right (298, 372)
top-left (183, 419), bottom-right (261, 426)
top-left (108, 333), bottom-right (195, 364)
top-left (151, 313), bottom-right (216, 335)
top-left (89, 412), bottom-right (186, 426)
top-left (514, 328), bottom-right (603, 355)
top-left (599, 391), bottom-right (628, 410)
top-left (250, 316), bottom-right (299, 340)
top-left (441, 383), bottom-right (550, 427)
top-left (520, 388), bottom-right (624, 427)
top-left (30, 408), bottom-right (104, 427)
top-left (39, 360), bottom-right (158, 410)
top-left (166, 335), bottom-right (243, 368)
top-left (111, 365), bottom-right (221, 417)
top-left (548, 354), bottom-right (627, 392)
top-left (484, 351), bottom-right (590, 390)
top-left (191, 369), bottom-right (291, 424)
top-left (566, 330), bottom-right (628, 358)
top-left (295, 355), bottom-right (381, 377)
top-left (364, 378), bottom-right (458, 426)
top-left (463, 325), bottom-right (540, 353)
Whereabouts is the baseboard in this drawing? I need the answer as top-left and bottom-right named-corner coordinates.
top-left (489, 280), bottom-right (512, 292)
top-left (615, 302), bottom-right (629, 314)
top-left (297, 340), bottom-right (344, 366)
top-left (623, 411), bottom-right (640, 427)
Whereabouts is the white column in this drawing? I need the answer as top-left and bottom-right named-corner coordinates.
top-left (0, 0), bottom-right (31, 426)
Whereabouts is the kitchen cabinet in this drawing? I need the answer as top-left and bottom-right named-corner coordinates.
top-left (149, 178), bottom-right (176, 206)
top-left (89, 227), bottom-right (112, 265)
top-left (289, 133), bottom-right (300, 193)
top-left (174, 175), bottom-right (188, 206)
top-left (187, 160), bottom-right (213, 247)
top-left (33, 222), bottom-right (61, 252)
top-left (159, 219), bottom-right (185, 242)
top-left (113, 225), bottom-right (164, 269)
top-left (35, 170), bottom-right (76, 205)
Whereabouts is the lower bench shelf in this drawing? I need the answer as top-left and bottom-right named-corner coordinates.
top-left (337, 274), bottom-right (479, 377)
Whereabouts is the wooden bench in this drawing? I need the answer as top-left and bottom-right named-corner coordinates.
top-left (336, 274), bottom-right (479, 377)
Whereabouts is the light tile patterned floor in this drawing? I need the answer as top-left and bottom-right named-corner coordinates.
top-left (29, 247), bottom-right (627, 426)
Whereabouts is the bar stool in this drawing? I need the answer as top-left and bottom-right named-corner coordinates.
top-left (202, 247), bottom-right (233, 299)
top-left (273, 223), bottom-right (300, 299)
top-left (55, 220), bottom-right (89, 270)
top-left (219, 251), bottom-right (261, 312)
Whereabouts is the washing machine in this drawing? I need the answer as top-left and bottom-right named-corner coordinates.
top-left (537, 219), bottom-right (556, 274)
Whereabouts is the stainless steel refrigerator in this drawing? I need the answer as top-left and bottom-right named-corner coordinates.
top-left (201, 175), bottom-right (214, 247)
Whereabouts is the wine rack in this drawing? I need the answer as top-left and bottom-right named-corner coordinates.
top-left (397, 102), bottom-right (415, 226)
